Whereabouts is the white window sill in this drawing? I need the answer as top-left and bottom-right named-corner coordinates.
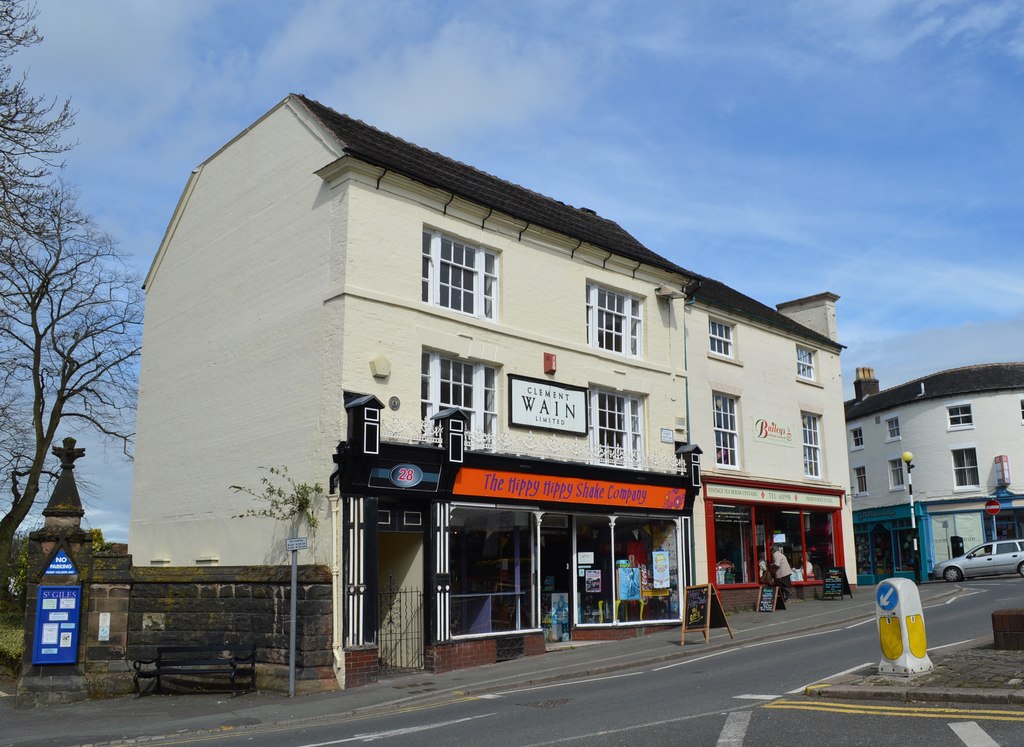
top-left (707, 351), bottom-right (743, 367)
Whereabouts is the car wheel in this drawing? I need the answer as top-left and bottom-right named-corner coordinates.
top-left (943, 566), bottom-right (963, 582)
top-left (1018, 561), bottom-right (1024, 578)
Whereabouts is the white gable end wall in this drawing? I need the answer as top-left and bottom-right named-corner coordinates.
top-left (130, 103), bottom-right (343, 565)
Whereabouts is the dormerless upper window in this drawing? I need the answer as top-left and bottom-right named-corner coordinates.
top-left (947, 404), bottom-right (973, 428)
top-left (802, 413), bottom-right (821, 478)
top-left (854, 466), bottom-right (867, 494)
top-left (888, 458), bottom-right (905, 489)
top-left (796, 346), bottom-right (815, 380)
top-left (709, 320), bottom-right (733, 357)
top-left (422, 231), bottom-right (497, 320)
top-left (421, 352), bottom-right (497, 434)
top-left (885, 417), bottom-right (901, 439)
top-left (952, 448), bottom-right (980, 488)
top-left (590, 389), bottom-right (644, 467)
top-left (713, 393), bottom-right (739, 467)
top-left (586, 285), bottom-right (642, 357)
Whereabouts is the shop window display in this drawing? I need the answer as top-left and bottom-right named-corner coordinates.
top-left (613, 517), bottom-right (679, 622)
top-left (575, 516), bottom-right (612, 624)
top-left (713, 505), bottom-right (754, 584)
top-left (712, 503), bottom-right (838, 586)
top-left (575, 516), bottom-right (680, 624)
top-left (449, 508), bottom-right (535, 636)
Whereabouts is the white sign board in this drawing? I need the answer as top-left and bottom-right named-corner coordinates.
top-left (285, 537), bottom-right (308, 552)
top-left (509, 376), bottom-right (587, 434)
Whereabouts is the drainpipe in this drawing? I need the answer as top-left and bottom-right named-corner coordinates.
top-left (329, 494), bottom-right (345, 688)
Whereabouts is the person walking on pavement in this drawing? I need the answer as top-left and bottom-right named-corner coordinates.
top-left (772, 545), bottom-right (793, 601)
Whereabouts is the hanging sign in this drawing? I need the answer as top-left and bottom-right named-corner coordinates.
top-left (32, 586), bottom-right (81, 665)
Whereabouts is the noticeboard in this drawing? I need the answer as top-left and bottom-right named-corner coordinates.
top-left (822, 567), bottom-right (853, 600)
top-left (32, 585), bottom-right (81, 665)
top-left (681, 584), bottom-right (734, 645)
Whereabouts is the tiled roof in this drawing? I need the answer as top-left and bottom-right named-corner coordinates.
top-left (293, 94), bottom-right (837, 350)
top-left (845, 362), bottom-right (1024, 420)
top-left (691, 278), bottom-right (840, 350)
top-left (295, 94), bottom-right (682, 276)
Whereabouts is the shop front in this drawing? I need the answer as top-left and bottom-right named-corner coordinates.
top-left (853, 504), bottom-right (919, 586)
top-left (331, 395), bottom-right (700, 683)
top-left (704, 478), bottom-right (846, 609)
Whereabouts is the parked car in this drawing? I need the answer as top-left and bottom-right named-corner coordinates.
top-left (931, 540), bottom-right (1024, 581)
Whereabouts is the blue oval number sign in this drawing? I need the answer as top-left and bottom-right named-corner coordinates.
top-left (389, 463), bottom-right (423, 489)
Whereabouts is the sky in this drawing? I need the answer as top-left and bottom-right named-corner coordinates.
top-left (13, 0), bottom-right (1024, 541)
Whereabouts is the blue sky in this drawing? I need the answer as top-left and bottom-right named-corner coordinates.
top-left (18, 0), bottom-right (1024, 541)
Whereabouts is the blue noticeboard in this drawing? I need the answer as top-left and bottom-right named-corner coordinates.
top-left (32, 586), bottom-right (81, 665)
top-left (876, 581), bottom-right (898, 612)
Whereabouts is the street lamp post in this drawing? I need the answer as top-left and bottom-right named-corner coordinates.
top-left (902, 451), bottom-right (921, 585)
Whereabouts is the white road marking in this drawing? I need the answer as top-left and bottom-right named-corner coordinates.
top-left (789, 661), bottom-right (873, 693)
top-left (734, 694), bottom-right (778, 700)
top-left (741, 628), bottom-right (837, 648)
top-left (929, 638), bottom-right (976, 651)
top-left (296, 713), bottom-right (495, 745)
top-left (716, 710), bottom-right (752, 746)
top-left (845, 617), bottom-right (875, 629)
top-left (497, 670), bottom-right (642, 695)
top-left (653, 648), bottom-right (734, 671)
top-left (948, 720), bottom-right (999, 747)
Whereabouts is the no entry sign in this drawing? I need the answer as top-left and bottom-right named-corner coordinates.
top-left (985, 499), bottom-right (1001, 516)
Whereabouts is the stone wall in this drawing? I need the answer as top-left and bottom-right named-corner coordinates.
top-left (76, 560), bottom-right (336, 697)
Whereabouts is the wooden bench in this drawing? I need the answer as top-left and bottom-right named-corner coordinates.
top-left (132, 643), bottom-right (257, 697)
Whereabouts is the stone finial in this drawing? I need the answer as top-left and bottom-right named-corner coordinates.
top-left (42, 436), bottom-right (86, 523)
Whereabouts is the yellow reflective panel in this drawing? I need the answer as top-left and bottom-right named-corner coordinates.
top-left (907, 614), bottom-right (928, 658)
top-left (879, 616), bottom-right (903, 660)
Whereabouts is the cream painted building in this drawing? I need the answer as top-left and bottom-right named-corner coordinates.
top-left (130, 95), bottom-right (850, 681)
top-left (681, 285), bottom-right (854, 605)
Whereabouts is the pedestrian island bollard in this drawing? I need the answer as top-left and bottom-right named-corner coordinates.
top-left (875, 577), bottom-right (933, 676)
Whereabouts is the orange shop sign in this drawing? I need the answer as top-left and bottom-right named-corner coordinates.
top-left (452, 467), bottom-right (687, 510)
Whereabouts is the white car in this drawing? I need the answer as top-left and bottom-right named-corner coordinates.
top-left (931, 540), bottom-right (1024, 582)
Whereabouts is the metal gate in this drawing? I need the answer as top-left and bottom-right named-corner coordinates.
top-left (378, 574), bottom-right (424, 674)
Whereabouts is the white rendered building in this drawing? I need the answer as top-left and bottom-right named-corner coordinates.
top-left (846, 364), bottom-right (1024, 584)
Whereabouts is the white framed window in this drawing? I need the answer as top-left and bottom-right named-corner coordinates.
top-left (796, 346), bottom-right (815, 381)
top-left (952, 447), bottom-right (980, 489)
top-left (854, 466), bottom-right (867, 495)
top-left (850, 427), bottom-right (864, 450)
top-left (709, 320), bottom-right (733, 357)
top-left (586, 284), bottom-right (642, 357)
top-left (422, 230), bottom-right (497, 320)
top-left (947, 403), bottom-right (973, 429)
top-left (802, 413), bottom-right (821, 478)
top-left (421, 351), bottom-right (497, 434)
top-left (888, 458), bottom-right (905, 489)
top-left (590, 389), bottom-right (644, 467)
top-left (885, 416), bottom-right (901, 440)
top-left (713, 393), bottom-right (739, 467)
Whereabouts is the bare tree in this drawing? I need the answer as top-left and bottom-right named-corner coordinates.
top-left (0, 1), bottom-right (120, 601)
top-left (0, 181), bottom-right (141, 601)
top-left (0, 0), bottom-right (74, 229)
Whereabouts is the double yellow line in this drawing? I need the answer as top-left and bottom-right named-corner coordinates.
top-left (764, 699), bottom-right (1024, 722)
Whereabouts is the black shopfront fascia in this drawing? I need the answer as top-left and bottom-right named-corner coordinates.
top-left (330, 393), bottom-right (702, 645)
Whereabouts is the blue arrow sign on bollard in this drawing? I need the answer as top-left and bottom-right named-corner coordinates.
top-left (876, 581), bottom-right (898, 612)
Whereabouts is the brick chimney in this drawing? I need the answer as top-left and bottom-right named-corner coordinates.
top-left (854, 367), bottom-right (880, 400)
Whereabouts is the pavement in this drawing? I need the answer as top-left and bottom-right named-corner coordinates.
top-left (0, 582), bottom-right (1021, 745)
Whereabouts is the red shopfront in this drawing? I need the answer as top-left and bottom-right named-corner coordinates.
top-left (704, 478), bottom-right (847, 609)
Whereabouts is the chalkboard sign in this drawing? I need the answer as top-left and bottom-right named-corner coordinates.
top-left (822, 567), bottom-right (853, 600)
top-left (681, 584), bottom-right (734, 645)
top-left (685, 585), bottom-right (709, 628)
top-left (757, 584), bottom-right (778, 612)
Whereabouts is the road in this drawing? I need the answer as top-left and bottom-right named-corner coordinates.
top-left (61, 579), bottom-right (1024, 746)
